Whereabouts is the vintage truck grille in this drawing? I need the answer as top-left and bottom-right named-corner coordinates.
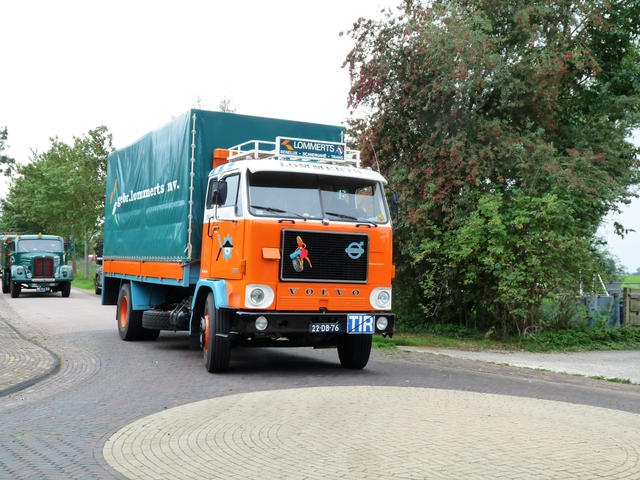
top-left (280, 230), bottom-right (368, 283)
top-left (34, 257), bottom-right (54, 277)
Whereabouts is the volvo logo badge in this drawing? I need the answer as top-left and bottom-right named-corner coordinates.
top-left (345, 241), bottom-right (365, 260)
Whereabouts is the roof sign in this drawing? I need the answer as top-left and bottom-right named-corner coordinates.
top-left (277, 137), bottom-right (345, 161)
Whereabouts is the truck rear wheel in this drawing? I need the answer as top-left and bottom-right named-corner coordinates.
top-left (202, 292), bottom-right (231, 373)
top-left (117, 283), bottom-right (143, 341)
top-left (10, 282), bottom-right (20, 298)
top-left (337, 334), bottom-right (372, 369)
top-left (61, 282), bottom-right (71, 297)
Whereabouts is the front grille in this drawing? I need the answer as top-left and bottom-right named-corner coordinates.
top-left (280, 230), bottom-right (368, 283)
top-left (34, 257), bottom-right (54, 277)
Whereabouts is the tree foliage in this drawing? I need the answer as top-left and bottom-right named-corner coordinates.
top-left (344, 0), bottom-right (640, 334)
top-left (0, 126), bottom-right (113, 277)
top-left (0, 126), bottom-right (16, 177)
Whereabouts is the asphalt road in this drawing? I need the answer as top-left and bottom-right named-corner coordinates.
top-left (1, 287), bottom-right (639, 479)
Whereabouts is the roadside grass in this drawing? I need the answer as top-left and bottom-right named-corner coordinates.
top-left (70, 257), bottom-right (100, 291)
top-left (621, 274), bottom-right (640, 289)
top-left (589, 376), bottom-right (632, 384)
top-left (373, 324), bottom-right (640, 352)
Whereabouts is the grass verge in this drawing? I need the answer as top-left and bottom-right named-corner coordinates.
top-left (373, 325), bottom-right (640, 352)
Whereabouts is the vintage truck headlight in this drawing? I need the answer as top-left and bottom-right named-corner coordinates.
top-left (244, 284), bottom-right (274, 309)
top-left (250, 288), bottom-right (264, 305)
top-left (16, 266), bottom-right (24, 276)
top-left (370, 287), bottom-right (392, 310)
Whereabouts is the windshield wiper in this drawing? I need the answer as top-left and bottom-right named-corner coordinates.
top-left (250, 205), bottom-right (306, 219)
top-left (325, 211), bottom-right (378, 227)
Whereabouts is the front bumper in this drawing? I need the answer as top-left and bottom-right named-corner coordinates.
top-left (232, 311), bottom-right (396, 336)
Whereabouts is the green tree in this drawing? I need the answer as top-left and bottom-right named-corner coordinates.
top-left (0, 127), bottom-right (113, 279)
top-left (0, 126), bottom-right (16, 177)
top-left (344, 0), bottom-right (640, 334)
top-left (218, 95), bottom-right (236, 113)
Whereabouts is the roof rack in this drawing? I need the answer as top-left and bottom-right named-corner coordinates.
top-left (226, 137), bottom-right (361, 168)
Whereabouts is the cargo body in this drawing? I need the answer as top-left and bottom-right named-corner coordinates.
top-left (1, 234), bottom-right (73, 298)
top-left (102, 110), bottom-right (396, 372)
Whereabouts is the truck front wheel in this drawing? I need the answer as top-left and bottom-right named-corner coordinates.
top-left (117, 283), bottom-right (143, 341)
top-left (202, 293), bottom-right (231, 373)
top-left (1, 276), bottom-right (9, 294)
top-left (61, 282), bottom-right (71, 297)
top-left (337, 334), bottom-right (372, 369)
top-left (10, 282), bottom-right (20, 298)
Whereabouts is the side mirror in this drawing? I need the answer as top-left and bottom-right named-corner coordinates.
top-left (210, 180), bottom-right (228, 206)
top-left (391, 191), bottom-right (400, 217)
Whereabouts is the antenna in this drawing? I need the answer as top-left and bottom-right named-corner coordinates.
top-left (369, 140), bottom-right (381, 172)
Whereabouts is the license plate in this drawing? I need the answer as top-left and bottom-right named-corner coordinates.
top-left (309, 323), bottom-right (340, 333)
top-left (347, 314), bottom-right (375, 334)
top-left (36, 287), bottom-right (51, 292)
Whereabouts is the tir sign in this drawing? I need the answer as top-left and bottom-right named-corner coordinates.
top-left (277, 137), bottom-right (346, 161)
top-left (347, 314), bottom-right (375, 334)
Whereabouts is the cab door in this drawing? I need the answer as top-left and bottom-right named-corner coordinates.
top-left (201, 173), bottom-right (245, 281)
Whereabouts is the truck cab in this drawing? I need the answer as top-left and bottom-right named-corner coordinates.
top-left (193, 137), bottom-right (396, 371)
top-left (1, 233), bottom-right (73, 298)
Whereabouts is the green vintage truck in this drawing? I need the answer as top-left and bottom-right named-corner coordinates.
top-left (1, 233), bottom-right (73, 298)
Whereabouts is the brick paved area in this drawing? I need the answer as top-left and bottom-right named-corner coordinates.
top-left (1, 291), bottom-right (640, 479)
top-left (0, 318), bottom-right (58, 395)
top-left (104, 386), bottom-right (640, 479)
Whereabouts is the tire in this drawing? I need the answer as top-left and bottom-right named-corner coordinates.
top-left (94, 276), bottom-right (101, 295)
top-left (142, 329), bottom-right (161, 340)
top-left (142, 309), bottom-right (171, 330)
top-left (1, 276), bottom-right (9, 294)
top-left (201, 292), bottom-right (231, 373)
top-left (61, 282), bottom-right (71, 298)
top-left (10, 282), bottom-right (20, 298)
top-left (117, 283), bottom-right (143, 341)
top-left (337, 334), bottom-right (372, 369)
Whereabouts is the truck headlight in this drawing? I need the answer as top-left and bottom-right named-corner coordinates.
top-left (16, 266), bottom-right (24, 276)
top-left (370, 287), bottom-right (392, 310)
top-left (249, 288), bottom-right (265, 305)
top-left (244, 284), bottom-right (274, 309)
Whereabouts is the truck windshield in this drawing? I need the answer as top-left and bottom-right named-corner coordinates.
top-left (247, 171), bottom-right (389, 224)
top-left (17, 239), bottom-right (63, 253)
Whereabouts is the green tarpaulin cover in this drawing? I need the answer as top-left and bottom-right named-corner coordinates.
top-left (104, 110), bottom-right (343, 262)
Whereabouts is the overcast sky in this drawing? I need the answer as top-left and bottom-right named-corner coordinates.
top-left (2, 1), bottom-right (639, 273)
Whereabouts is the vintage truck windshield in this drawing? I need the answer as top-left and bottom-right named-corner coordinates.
top-left (247, 171), bottom-right (389, 224)
top-left (17, 239), bottom-right (64, 253)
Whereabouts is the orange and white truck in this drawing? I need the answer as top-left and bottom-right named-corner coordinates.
top-left (101, 110), bottom-right (396, 372)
